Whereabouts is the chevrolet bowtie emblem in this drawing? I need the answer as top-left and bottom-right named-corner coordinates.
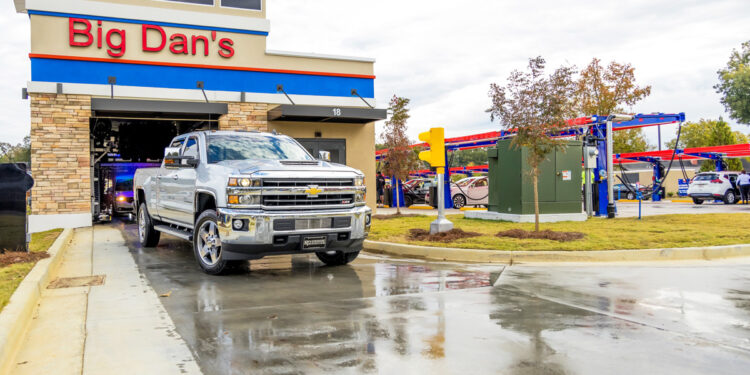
top-left (305, 185), bottom-right (322, 197)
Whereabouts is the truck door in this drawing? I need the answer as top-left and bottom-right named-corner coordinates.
top-left (158, 137), bottom-right (185, 222)
top-left (172, 136), bottom-right (199, 225)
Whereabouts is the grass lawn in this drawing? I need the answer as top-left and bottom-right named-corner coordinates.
top-left (369, 214), bottom-right (750, 251)
top-left (0, 229), bottom-right (62, 312)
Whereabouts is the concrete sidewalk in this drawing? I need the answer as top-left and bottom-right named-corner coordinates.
top-left (11, 227), bottom-right (201, 375)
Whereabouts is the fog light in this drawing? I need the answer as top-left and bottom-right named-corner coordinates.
top-left (239, 195), bottom-right (260, 205)
top-left (232, 219), bottom-right (244, 230)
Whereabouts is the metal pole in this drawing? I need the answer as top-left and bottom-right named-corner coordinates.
top-left (430, 169), bottom-right (453, 234)
top-left (657, 125), bottom-right (662, 151)
top-left (606, 119), bottom-right (615, 218)
top-left (584, 147), bottom-right (593, 217)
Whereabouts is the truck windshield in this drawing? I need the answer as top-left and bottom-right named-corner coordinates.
top-left (207, 135), bottom-right (314, 163)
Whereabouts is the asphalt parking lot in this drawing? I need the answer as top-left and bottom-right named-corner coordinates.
top-left (117, 222), bottom-right (750, 374)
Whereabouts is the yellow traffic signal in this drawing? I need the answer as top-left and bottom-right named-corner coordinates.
top-left (418, 127), bottom-right (446, 170)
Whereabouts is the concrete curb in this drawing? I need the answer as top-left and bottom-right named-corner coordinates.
top-left (0, 228), bottom-right (74, 375)
top-left (363, 239), bottom-right (750, 264)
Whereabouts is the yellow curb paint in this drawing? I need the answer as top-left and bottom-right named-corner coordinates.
top-left (460, 207), bottom-right (488, 211)
top-left (408, 205), bottom-right (434, 210)
top-left (618, 199), bottom-right (641, 203)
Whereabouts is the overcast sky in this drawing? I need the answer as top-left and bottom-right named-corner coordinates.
top-left (1, 0), bottom-right (749, 147)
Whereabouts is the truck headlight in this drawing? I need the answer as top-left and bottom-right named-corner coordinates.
top-left (228, 177), bottom-right (261, 187)
top-left (228, 195), bottom-right (260, 206)
top-left (355, 177), bottom-right (365, 187)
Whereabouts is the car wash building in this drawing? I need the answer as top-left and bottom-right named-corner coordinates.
top-left (13, 0), bottom-right (385, 232)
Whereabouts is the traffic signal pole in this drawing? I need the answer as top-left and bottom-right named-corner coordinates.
top-left (419, 128), bottom-right (453, 234)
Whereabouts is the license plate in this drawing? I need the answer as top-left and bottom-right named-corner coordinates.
top-left (302, 236), bottom-right (327, 249)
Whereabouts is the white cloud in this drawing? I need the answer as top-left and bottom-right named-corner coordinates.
top-left (1, 0), bottom-right (748, 147)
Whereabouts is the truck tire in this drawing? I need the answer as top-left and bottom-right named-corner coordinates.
top-left (138, 202), bottom-right (160, 247)
top-left (723, 190), bottom-right (737, 205)
top-left (692, 198), bottom-right (703, 205)
top-left (193, 210), bottom-right (229, 275)
top-left (316, 250), bottom-right (359, 266)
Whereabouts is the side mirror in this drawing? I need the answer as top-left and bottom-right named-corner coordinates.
top-left (164, 155), bottom-right (199, 168)
top-left (164, 146), bottom-right (181, 158)
top-left (318, 150), bottom-right (331, 162)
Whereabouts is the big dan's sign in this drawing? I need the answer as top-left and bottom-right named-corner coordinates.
top-left (68, 18), bottom-right (235, 58)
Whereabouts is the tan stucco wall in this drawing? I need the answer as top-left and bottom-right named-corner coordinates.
top-left (91, 0), bottom-right (266, 18)
top-left (29, 15), bottom-right (374, 76)
top-left (269, 121), bottom-right (377, 209)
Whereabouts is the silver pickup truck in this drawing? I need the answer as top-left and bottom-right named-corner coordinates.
top-left (133, 130), bottom-right (371, 275)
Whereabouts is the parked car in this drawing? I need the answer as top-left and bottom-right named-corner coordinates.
top-left (613, 183), bottom-right (651, 200)
top-left (687, 171), bottom-right (740, 205)
top-left (403, 178), bottom-right (434, 206)
top-left (450, 176), bottom-right (489, 208)
top-left (134, 131), bottom-right (370, 275)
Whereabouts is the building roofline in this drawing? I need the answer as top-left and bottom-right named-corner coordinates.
top-left (19, 0), bottom-right (270, 33)
top-left (265, 50), bottom-right (375, 63)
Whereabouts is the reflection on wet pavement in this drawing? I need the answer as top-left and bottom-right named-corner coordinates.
top-left (114, 222), bottom-right (750, 374)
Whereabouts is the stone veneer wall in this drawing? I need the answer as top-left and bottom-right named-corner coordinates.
top-left (29, 93), bottom-right (91, 216)
top-left (218, 102), bottom-right (269, 131)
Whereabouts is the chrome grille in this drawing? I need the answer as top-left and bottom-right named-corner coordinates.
top-left (262, 179), bottom-right (353, 188)
top-left (262, 194), bottom-right (355, 207)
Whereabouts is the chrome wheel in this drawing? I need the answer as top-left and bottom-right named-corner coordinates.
top-left (453, 195), bottom-right (465, 209)
top-left (138, 208), bottom-right (146, 243)
top-left (197, 221), bottom-right (222, 266)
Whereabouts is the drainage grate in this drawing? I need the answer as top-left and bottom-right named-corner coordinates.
top-left (47, 275), bottom-right (106, 289)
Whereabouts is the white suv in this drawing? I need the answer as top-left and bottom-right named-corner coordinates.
top-left (687, 171), bottom-right (740, 205)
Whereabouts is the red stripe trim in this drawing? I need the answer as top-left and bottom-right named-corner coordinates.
top-left (29, 53), bottom-right (376, 79)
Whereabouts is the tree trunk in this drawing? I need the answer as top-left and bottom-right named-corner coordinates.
top-left (533, 169), bottom-right (540, 232)
top-left (395, 181), bottom-right (401, 215)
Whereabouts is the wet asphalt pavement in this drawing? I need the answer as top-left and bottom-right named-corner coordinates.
top-left (116, 222), bottom-right (750, 374)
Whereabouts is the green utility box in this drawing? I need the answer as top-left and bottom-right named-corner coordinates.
top-left (487, 139), bottom-right (582, 216)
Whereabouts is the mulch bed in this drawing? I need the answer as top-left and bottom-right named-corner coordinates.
top-left (373, 214), bottom-right (424, 220)
top-left (496, 229), bottom-right (585, 242)
top-left (408, 228), bottom-right (482, 243)
top-left (0, 251), bottom-right (49, 267)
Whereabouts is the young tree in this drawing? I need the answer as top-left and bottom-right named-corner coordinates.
top-left (0, 136), bottom-right (31, 163)
top-left (380, 96), bottom-right (419, 214)
top-left (715, 41), bottom-right (750, 125)
top-left (488, 57), bottom-right (577, 231)
top-left (575, 58), bottom-right (653, 153)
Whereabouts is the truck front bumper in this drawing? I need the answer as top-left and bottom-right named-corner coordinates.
top-left (215, 206), bottom-right (371, 260)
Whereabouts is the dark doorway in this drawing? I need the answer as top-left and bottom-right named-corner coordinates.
top-left (296, 139), bottom-right (347, 165)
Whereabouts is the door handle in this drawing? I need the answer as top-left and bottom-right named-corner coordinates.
top-left (172, 175), bottom-right (179, 180)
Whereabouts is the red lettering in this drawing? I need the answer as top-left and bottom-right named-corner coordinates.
top-left (191, 35), bottom-right (208, 56)
top-left (169, 34), bottom-right (188, 54)
top-left (142, 25), bottom-right (166, 52)
top-left (97, 21), bottom-right (102, 48)
top-left (69, 18), bottom-right (93, 47)
top-left (106, 29), bottom-right (126, 57)
top-left (218, 38), bottom-right (234, 58)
